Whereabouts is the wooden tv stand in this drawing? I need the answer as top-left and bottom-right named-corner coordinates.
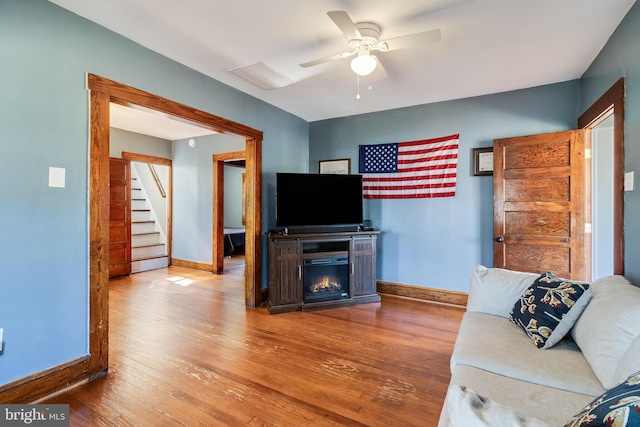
top-left (267, 231), bottom-right (381, 314)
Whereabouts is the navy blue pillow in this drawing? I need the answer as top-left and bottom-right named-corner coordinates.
top-left (510, 272), bottom-right (591, 349)
top-left (564, 370), bottom-right (640, 426)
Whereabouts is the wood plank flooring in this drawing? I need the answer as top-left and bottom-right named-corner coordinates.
top-left (45, 258), bottom-right (464, 426)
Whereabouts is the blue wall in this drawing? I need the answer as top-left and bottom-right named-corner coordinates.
top-left (580, 2), bottom-right (640, 284)
top-left (0, 0), bottom-right (307, 386)
top-left (171, 134), bottom-right (246, 263)
top-left (310, 82), bottom-right (581, 291)
top-left (1, 0), bottom-right (639, 390)
top-left (224, 165), bottom-right (245, 229)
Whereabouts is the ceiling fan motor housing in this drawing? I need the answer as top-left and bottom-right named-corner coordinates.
top-left (350, 22), bottom-right (386, 51)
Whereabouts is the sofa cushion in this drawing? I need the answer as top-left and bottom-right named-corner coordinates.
top-left (450, 311), bottom-right (605, 396)
top-left (564, 370), bottom-right (640, 427)
top-left (614, 334), bottom-right (640, 386)
top-left (571, 275), bottom-right (640, 389)
top-left (510, 272), bottom-right (591, 349)
top-left (467, 265), bottom-right (539, 318)
top-left (438, 365), bottom-right (595, 427)
top-left (446, 385), bottom-right (555, 427)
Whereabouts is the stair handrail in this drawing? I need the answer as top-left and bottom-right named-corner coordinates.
top-left (148, 164), bottom-right (166, 198)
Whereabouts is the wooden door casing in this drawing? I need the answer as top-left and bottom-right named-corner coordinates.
top-left (109, 158), bottom-right (131, 278)
top-left (212, 151), bottom-right (246, 274)
top-left (493, 130), bottom-right (588, 280)
top-left (578, 77), bottom-right (625, 276)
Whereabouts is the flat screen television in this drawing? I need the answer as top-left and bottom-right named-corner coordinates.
top-left (276, 172), bottom-right (363, 233)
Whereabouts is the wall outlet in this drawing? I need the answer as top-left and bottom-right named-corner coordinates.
top-left (625, 171), bottom-right (635, 192)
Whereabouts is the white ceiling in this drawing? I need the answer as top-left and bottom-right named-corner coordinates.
top-left (52, 0), bottom-right (635, 125)
top-left (110, 103), bottom-right (218, 140)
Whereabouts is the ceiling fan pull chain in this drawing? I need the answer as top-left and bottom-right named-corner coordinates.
top-left (368, 74), bottom-right (373, 91)
top-left (356, 74), bottom-right (361, 99)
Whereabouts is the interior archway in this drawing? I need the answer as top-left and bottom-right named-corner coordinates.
top-left (87, 74), bottom-right (263, 376)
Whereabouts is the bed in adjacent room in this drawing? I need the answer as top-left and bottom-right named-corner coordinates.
top-left (224, 227), bottom-right (245, 257)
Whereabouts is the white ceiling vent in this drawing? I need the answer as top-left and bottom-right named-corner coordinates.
top-left (229, 62), bottom-right (295, 90)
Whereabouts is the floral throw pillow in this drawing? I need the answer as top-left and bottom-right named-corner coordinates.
top-left (564, 370), bottom-right (640, 427)
top-left (510, 272), bottom-right (591, 349)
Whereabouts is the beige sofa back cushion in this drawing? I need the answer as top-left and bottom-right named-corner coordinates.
top-left (467, 265), bottom-right (539, 318)
top-left (571, 275), bottom-right (640, 389)
top-left (614, 333), bottom-right (640, 385)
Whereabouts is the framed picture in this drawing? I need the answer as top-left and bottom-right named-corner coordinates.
top-left (319, 158), bottom-right (351, 175)
top-left (473, 147), bottom-right (494, 176)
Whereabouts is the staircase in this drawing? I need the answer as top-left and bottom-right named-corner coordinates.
top-left (131, 171), bottom-right (169, 273)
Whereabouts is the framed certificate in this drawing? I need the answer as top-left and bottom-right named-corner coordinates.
top-left (473, 147), bottom-right (494, 176)
top-left (319, 158), bottom-right (351, 175)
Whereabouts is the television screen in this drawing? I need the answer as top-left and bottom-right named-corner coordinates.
top-left (276, 173), bottom-right (363, 229)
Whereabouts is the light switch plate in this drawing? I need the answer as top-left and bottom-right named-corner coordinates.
top-left (49, 167), bottom-right (65, 188)
top-left (0, 328), bottom-right (3, 352)
top-left (625, 171), bottom-right (634, 192)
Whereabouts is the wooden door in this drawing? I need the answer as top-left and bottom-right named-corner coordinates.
top-left (109, 158), bottom-right (131, 278)
top-left (493, 130), bottom-right (589, 280)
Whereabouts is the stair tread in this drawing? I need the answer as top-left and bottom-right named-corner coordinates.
top-left (133, 243), bottom-right (165, 249)
top-left (132, 255), bottom-right (169, 262)
top-left (130, 170), bottom-right (168, 273)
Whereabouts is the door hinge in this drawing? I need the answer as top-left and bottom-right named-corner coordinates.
top-left (585, 223), bottom-right (592, 234)
top-left (585, 148), bottom-right (592, 160)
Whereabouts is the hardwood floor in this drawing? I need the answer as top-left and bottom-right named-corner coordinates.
top-left (45, 259), bottom-right (464, 426)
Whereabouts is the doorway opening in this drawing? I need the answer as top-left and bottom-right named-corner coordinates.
top-left (578, 77), bottom-right (625, 278)
top-left (123, 152), bottom-right (173, 274)
top-left (590, 115), bottom-right (615, 279)
top-left (221, 159), bottom-right (247, 272)
top-left (87, 74), bottom-right (263, 380)
top-left (213, 151), bottom-right (246, 274)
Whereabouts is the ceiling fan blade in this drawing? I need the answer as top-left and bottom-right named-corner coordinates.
top-left (371, 56), bottom-right (388, 81)
top-left (327, 10), bottom-right (362, 41)
top-left (382, 29), bottom-right (441, 51)
top-left (300, 50), bottom-right (354, 68)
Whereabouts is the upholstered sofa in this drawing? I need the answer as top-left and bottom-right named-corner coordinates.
top-left (437, 265), bottom-right (640, 426)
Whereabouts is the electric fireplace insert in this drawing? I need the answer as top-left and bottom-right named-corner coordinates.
top-left (303, 255), bottom-right (350, 303)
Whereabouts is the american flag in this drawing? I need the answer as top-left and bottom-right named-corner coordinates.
top-left (358, 134), bottom-right (459, 199)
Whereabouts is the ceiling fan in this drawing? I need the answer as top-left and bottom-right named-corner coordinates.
top-left (300, 10), bottom-right (442, 78)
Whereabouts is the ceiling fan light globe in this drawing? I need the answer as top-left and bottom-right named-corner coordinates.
top-left (351, 54), bottom-right (377, 76)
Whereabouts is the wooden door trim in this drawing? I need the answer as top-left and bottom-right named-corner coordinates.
top-left (122, 152), bottom-right (173, 263)
top-left (87, 72), bottom-right (264, 310)
top-left (578, 77), bottom-right (625, 275)
top-left (91, 78), bottom-right (263, 140)
top-left (212, 151), bottom-right (246, 274)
